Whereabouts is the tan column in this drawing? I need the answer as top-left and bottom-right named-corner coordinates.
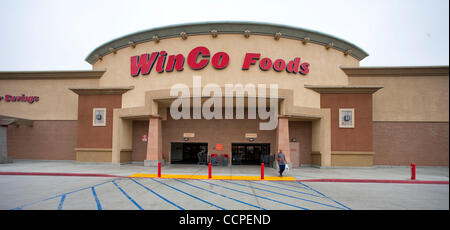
top-left (320, 109), bottom-right (331, 167)
top-left (311, 109), bottom-right (331, 167)
top-left (111, 111), bottom-right (121, 164)
top-left (0, 126), bottom-right (11, 163)
top-left (276, 116), bottom-right (291, 165)
top-left (144, 116), bottom-right (163, 166)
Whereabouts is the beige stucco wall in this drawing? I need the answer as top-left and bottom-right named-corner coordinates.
top-left (93, 34), bottom-right (359, 110)
top-left (349, 76), bottom-right (449, 122)
top-left (0, 79), bottom-right (98, 120)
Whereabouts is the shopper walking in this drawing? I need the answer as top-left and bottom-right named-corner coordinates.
top-left (277, 149), bottom-right (287, 177)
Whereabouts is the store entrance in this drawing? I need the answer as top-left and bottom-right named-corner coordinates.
top-left (231, 143), bottom-right (270, 165)
top-left (171, 142), bottom-right (208, 164)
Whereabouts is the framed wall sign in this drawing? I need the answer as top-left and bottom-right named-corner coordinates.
top-left (339, 108), bottom-right (355, 128)
top-left (93, 108), bottom-right (106, 126)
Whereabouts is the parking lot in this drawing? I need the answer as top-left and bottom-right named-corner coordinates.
top-left (0, 161), bottom-right (448, 210)
top-left (1, 176), bottom-right (447, 210)
top-left (5, 176), bottom-right (351, 210)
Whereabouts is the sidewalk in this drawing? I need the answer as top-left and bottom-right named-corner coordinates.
top-left (0, 160), bottom-right (448, 183)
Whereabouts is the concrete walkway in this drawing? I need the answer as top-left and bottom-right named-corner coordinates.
top-left (0, 160), bottom-right (448, 183)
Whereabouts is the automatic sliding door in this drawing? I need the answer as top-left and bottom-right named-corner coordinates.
top-left (232, 143), bottom-right (270, 165)
top-left (171, 142), bottom-right (208, 164)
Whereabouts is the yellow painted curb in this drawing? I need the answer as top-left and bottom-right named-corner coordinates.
top-left (129, 173), bottom-right (295, 181)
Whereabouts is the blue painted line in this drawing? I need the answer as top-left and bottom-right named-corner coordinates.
top-left (112, 180), bottom-right (143, 210)
top-left (297, 181), bottom-right (352, 210)
top-left (130, 178), bottom-right (184, 210)
top-left (57, 194), bottom-right (66, 210)
top-left (198, 180), bottom-right (309, 210)
top-left (174, 179), bottom-right (265, 210)
top-left (296, 181), bottom-right (329, 198)
top-left (91, 187), bottom-right (102, 210)
top-left (247, 180), bottom-right (322, 198)
top-left (150, 178), bottom-right (226, 210)
top-left (222, 180), bottom-right (346, 210)
top-left (11, 180), bottom-right (112, 210)
top-left (271, 181), bottom-right (313, 191)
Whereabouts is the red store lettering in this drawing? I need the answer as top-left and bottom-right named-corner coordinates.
top-left (1, 94), bottom-right (39, 104)
top-left (130, 46), bottom-right (310, 76)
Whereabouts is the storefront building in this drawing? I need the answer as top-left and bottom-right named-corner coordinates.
top-left (0, 22), bottom-right (448, 167)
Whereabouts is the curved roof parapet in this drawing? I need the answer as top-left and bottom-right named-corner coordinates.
top-left (85, 21), bottom-right (369, 65)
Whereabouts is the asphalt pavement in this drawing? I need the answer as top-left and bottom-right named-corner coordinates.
top-left (0, 160), bottom-right (448, 210)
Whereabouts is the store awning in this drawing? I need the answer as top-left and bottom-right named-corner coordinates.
top-left (0, 115), bottom-right (33, 127)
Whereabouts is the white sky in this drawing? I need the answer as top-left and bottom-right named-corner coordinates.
top-left (0, 0), bottom-right (448, 71)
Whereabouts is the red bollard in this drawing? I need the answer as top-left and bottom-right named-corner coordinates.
top-left (261, 163), bottom-right (264, 180)
top-left (158, 162), bottom-right (161, 178)
top-left (208, 163), bottom-right (212, 179)
top-left (411, 163), bottom-right (416, 180)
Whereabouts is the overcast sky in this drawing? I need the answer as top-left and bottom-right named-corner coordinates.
top-left (0, 0), bottom-right (448, 71)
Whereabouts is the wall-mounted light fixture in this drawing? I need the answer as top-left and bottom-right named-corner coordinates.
top-left (128, 41), bottom-right (136, 48)
top-left (184, 137), bottom-right (189, 141)
top-left (153, 35), bottom-right (160, 43)
top-left (344, 114), bottom-right (351, 121)
top-left (291, 138), bottom-right (297, 142)
top-left (302, 37), bottom-right (310, 44)
top-left (180, 32), bottom-right (187, 40)
top-left (244, 30), bottom-right (251, 38)
top-left (326, 42), bottom-right (334, 50)
top-left (211, 29), bottom-right (218, 38)
top-left (274, 32), bottom-right (282, 40)
top-left (249, 138), bottom-right (254, 142)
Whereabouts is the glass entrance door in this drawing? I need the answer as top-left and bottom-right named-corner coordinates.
top-left (171, 142), bottom-right (208, 164)
top-left (231, 143), bottom-right (270, 165)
